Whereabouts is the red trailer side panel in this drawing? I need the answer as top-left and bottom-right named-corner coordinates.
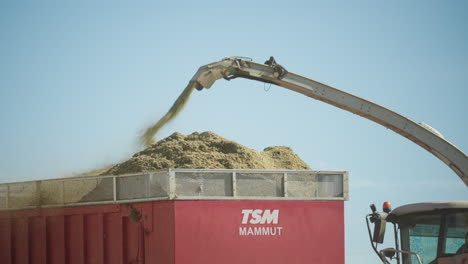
top-left (46, 215), bottom-right (66, 264)
top-left (122, 214), bottom-right (143, 263)
top-left (65, 214), bottom-right (85, 264)
top-left (0, 218), bottom-right (12, 264)
top-left (149, 201), bottom-right (175, 264)
top-left (0, 200), bottom-right (344, 264)
top-left (84, 214), bottom-right (104, 264)
top-left (174, 200), bottom-right (344, 264)
top-left (29, 216), bottom-right (46, 264)
top-left (103, 213), bottom-right (123, 264)
top-left (12, 218), bottom-right (29, 264)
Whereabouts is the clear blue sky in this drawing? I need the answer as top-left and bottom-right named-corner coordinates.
top-left (1, 1), bottom-right (467, 262)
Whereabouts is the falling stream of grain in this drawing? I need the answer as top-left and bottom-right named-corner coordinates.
top-left (141, 81), bottom-right (197, 147)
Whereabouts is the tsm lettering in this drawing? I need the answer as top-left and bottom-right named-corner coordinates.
top-left (241, 209), bottom-right (279, 224)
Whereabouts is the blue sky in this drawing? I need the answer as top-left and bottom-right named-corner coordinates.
top-left (1, 1), bottom-right (467, 262)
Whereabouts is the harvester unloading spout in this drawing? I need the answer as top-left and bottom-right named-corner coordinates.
top-left (189, 56), bottom-right (468, 186)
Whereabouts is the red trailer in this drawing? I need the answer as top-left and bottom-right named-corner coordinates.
top-left (0, 169), bottom-right (348, 264)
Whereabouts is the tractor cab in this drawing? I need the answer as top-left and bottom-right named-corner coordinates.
top-left (367, 201), bottom-right (468, 264)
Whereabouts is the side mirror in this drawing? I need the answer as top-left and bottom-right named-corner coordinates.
top-left (372, 212), bottom-right (388, 243)
top-left (367, 203), bottom-right (393, 263)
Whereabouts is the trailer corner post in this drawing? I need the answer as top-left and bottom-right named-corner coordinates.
top-left (6, 184), bottom-right (9, 209)
top-left (169, 169), bottom-right (176, 199)
top-left (113, 176), bottom-right (117, 202)
top-left (232, 171), bottom-right (237, 197)
top-left (343, 172), bottom-right (350, 201)
top-left (283, 173), bottom-right (288, 198)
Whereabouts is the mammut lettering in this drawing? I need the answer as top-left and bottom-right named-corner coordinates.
top-left (239, 227), bottom-right (283, 236)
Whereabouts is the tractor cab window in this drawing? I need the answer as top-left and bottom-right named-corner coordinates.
top-left (398, 210), bottom-right (468, 264)
top-left (399, 214), bottom-right (440, 264)
top-left (444, 212), bottom-right (468, 255)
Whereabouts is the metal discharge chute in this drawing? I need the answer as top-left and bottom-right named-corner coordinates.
top-left (188, 56), bottom-right (468, 186)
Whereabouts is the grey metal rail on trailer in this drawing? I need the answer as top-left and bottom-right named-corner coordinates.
top-left (188, 56), bottom-right (468, 186)
top-left (0, 169), bottom-right (348, 210)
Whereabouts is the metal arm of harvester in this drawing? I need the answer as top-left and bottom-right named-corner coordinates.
top-left (188, 56), bottom-right (468, 186)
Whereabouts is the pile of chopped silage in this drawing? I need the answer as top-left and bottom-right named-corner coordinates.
top-left (105, 131), bottom-right (310, 175)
